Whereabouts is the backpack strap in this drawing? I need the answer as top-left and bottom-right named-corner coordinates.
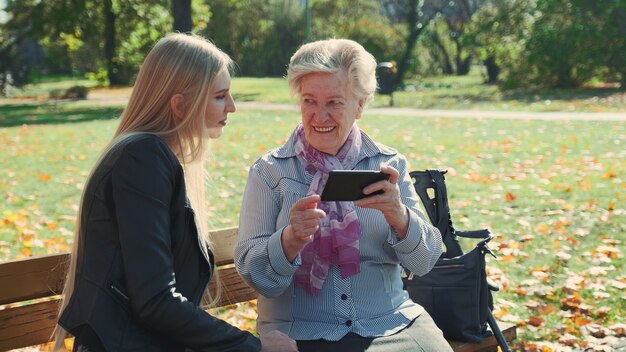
top-left (426, 170), bottom-right (464, 258)
top-left (410, 170), bottom-right (463, 258)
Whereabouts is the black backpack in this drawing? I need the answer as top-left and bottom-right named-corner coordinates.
top-left (403, 170), bottom-right (512, 351)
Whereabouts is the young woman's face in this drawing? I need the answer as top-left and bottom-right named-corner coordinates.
top-left (204, 69), bottom-right (236, 139)
top-left (299, 72), bottom-right (363, 155)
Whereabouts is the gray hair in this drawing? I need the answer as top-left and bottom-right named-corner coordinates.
top-left (287, 39), bottom-right (377, 106)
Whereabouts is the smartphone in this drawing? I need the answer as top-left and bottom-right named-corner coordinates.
top-left (320, 170), bottom-right (390, 201)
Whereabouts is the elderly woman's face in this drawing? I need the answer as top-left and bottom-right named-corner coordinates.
top-left (299, 72), bottom-right (363, 155)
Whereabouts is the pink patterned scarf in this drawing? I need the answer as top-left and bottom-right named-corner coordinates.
top-left (292, 123), bottom-right (362, 296)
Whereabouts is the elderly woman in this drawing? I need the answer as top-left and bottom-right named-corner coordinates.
top-left (235, 39), bottom-right (452, 352)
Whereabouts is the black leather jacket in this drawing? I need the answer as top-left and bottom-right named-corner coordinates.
top-left (58, 134), bottom-right (260, 351)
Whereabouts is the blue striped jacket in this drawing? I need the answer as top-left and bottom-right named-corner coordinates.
top-left (234, 129), bottom-right (443, 341)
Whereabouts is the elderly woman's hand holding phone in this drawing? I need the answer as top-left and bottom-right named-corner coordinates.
top-left (354, 165), bottom-right (410, 239)
top-left (283, 164), bottom-right (410, 260)
top-left (284, 163), bottom-right (409, 261)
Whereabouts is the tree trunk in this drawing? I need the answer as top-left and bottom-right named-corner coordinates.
top-left (0, 71), bottom-right (7, 96)
top-left (483, 55), bottom-right (500, 83)
top-left (430, 32), bottom-right (453, 74)
top-left (0, 45), bottom-right (10, 96)
top-left (172, 0), bottom-right (193, 33)
top-left (457, 56), bottom-right (471, 75)
top-left (453, 38), bottom-right (471, 75)
top-left (103, 0), bottom-right (121, 86)
top-left (394, 0), bottom-right (433, 88)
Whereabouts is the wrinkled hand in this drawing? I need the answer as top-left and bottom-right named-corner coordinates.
top-left (260, 330), bottom-right (299, 352)
top-left (354, 165), bottom-right (409, 239)
top-left (282, 195), bottom-right (326, 262)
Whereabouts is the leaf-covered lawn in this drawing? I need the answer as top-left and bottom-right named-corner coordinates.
top-left (1, 103), bottom-right (624, 351)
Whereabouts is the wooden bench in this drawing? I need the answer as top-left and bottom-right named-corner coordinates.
top-left (0, 227), bottom-right (515, 351)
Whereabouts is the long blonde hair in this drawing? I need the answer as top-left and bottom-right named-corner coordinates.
top-left (53, 33), bottom-right (233, 349)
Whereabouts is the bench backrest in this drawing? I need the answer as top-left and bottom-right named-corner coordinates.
top-left (0, 218), bottom-right (515, 351)
top-left (0, 226), bottom-right (255, 351)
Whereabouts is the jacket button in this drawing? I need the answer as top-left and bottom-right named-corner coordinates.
top-left (341, 294), bottom-right (348, 300)
top-left (346, 320), bottom-right (352, 327)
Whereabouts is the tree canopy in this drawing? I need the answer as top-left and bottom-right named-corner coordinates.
top-left (1, 0), bottom-right (624, 92)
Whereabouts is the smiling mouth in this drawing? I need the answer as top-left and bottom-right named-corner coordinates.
top-left (314, 126), bottom-right (334, 133)
top-left (219, 119), bottom-right (227, 126)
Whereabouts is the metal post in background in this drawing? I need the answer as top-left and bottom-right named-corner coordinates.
top-left (305, 0), bottom-right (312, 42)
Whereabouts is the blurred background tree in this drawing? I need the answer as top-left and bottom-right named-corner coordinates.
top-left (0, 0), bottom-right (624, 94)
top-left (515, 0), bottom-right (626, 88)
top-left (202, 0), bottom-right (304, 76)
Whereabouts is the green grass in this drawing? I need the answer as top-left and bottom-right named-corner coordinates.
top-left (231, 77), bottom-right (293, 103)
top-left (1, 74), bottom-right (624, 349)
top-left (1, 102), bottom-right (624, 349)
top-left (395, 71), bottom-right (626, 112)
top-left (5, 74), bottom-right (100, 99)
top-left (230, 69), bottom-right (626, 112)
top-left (6, 70), bottom-right (624, 113)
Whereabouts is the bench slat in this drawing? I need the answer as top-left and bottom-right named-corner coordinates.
top-left (210, 266), bottom-right (258, 307)
top-left (0, 263), bottom-right (254, 351)
top-left (449, 322), bottom-right (517, 352)
top-left (0, 299), bottom-right (60, 351)
top-left (209, 227), bottom-right (239, 266)
top-left (0, 227), bottom-right (239, 306)
top-left (0, 253), bottom-right (68, 305)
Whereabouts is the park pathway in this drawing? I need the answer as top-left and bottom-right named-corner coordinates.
top-left (86, 90), bottom-right (626, 121)
top-left (235, 101), bottom-right (626, 121)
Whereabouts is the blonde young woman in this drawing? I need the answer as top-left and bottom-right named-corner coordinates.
top-left (54, 33), bottom-right (297, 352)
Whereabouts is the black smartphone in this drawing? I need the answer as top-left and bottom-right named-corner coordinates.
top-left (320, 170), bottom-right (390, 201)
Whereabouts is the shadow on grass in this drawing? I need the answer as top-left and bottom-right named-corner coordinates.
top-left (502, 86), bottom-right (625, 102)
top-left (426, 86), bottom-right (622, 102)
top-left (394, 84), bottom-right (625, 111)
top-left (405, 77), bottom-right (624, 101)
top-left (0, 103), bottom-right (123, 127)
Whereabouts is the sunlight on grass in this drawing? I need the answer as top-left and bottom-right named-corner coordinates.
top-left (229, 70), bottom-right (626, 112)
top-left (4, 70), bottom-right (625, 112)
top-left (231, 77), bottom-right (293, 104)
top-left (1, 79), bottom-right (624, 349)
top-left (2, 110), bottom-right (623, 350)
